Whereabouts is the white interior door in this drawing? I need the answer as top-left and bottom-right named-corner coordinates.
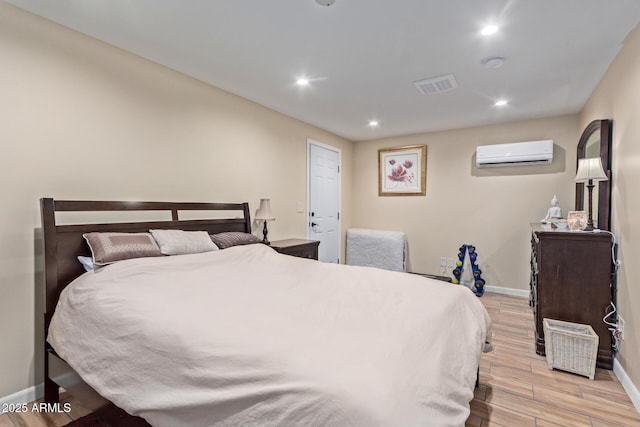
top-left (308, 140), bottom-right (340, 263)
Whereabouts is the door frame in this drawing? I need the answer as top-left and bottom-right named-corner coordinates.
top-left (306, 139), bottom-right (342, 262)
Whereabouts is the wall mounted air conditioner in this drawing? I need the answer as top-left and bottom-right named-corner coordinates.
top-left (476, 140), bottom-right (553, 167)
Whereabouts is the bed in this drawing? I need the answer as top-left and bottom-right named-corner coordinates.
top-left (41, 198), bottom-right (492, 427)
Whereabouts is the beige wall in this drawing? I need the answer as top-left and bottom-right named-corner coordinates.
top-left (0, 3), bottom-right (353, 398)
top-left (3, 0), bottom-right (637, 404)
top-left (580, 23), bottom-right (640, 394)
top-left (352, 115), bottom-right (579, 289)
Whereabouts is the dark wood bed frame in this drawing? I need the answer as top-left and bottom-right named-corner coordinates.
top-left (40, 198), bottom-right (252, 414)
top-left (40, 197), bottom-right (481, 424)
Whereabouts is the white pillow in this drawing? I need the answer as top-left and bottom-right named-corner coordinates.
top-left (149, 229), bottom-right (219, 255)
top-left (77, 256), bottom-right (95, 272)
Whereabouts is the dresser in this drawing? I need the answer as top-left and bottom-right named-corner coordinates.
top-left (530, 224), bottom-right (614, 369)
top-left (270, 239), bottom-right (320, 260)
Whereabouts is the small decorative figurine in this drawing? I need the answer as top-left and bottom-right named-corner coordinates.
top-left (542, 195), bottom-right (563, 223)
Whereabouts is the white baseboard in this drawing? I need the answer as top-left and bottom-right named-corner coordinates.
top-left (0, 383), bottom-right (43, 407)
top-left (484, 285), bottom-right (529, 298)
top-left (614, 357), bottom-right (640, 412)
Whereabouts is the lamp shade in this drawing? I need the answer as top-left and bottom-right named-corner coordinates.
top-left (255, 198), bottom-right (275, 221)
top-left (575, 157), bottom-right (608, 183)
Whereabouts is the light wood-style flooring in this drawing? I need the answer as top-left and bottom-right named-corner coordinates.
top-left (469, 292), bottom-right (640, 427)
top-left (0, 392), bottom-right (90, 427)
top-left (1, 292), bottom-right (638, 426)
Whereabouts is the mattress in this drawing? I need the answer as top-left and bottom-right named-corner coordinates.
top-left (48, 243), bottom-right (492, 427)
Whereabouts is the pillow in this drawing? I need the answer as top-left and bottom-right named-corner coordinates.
top-left (149, 229), bottom-right (219, 255)
top-left (77, 256), bottom-right (95, 272)
top-left (83, 232), bottom-right (162, 265)
top-left (210, 232), bottom-right (260, 249)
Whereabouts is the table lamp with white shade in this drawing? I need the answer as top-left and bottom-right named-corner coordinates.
top-left (574, 157), bottom-right (608, 231)
top-left (255, 198), bottom-right (275, 245)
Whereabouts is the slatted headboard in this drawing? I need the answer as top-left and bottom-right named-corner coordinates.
top-left (39, 198), bottom-right (252, 407)
top-left (40, 198), bottom-right (251, 327)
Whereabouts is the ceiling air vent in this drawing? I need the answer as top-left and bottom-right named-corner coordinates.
top-left (413, 74), bottom-right (458, 95)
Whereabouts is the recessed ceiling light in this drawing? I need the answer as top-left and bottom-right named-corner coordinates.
top-left (296, 78), bottom-right (310, 86)
top-left (481, 25), bottom-right (499, 36)
top-left (495, 100), bottom-right (508, 106)
top-left (368, 120), bottom-right (379, 127)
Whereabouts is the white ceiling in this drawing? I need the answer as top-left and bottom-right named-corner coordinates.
top-left (7, 0), bottom-right (640, 141)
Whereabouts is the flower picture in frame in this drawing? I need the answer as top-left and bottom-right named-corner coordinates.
top-left (378, 145), bottom-right (427, 196)
top-left (567, 211), bottom-right (588, 231)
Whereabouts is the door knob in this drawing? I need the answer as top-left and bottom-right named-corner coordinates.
top-left (310, 222), bottom-right (318, 227)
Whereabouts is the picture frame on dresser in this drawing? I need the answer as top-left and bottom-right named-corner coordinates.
top-left (567, 211), bottom-right (588, 231)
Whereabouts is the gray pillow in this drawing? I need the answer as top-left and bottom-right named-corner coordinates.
top-left (83, 232), bottom-right (162, 265)
top-left (210, 232), bottom-right (260, 249)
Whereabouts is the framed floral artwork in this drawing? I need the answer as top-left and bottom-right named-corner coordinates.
top-left (378, 145), bottom-right (427, 196)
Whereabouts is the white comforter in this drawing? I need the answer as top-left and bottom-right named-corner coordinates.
top-left (48, 244), bottom-right (492, 427)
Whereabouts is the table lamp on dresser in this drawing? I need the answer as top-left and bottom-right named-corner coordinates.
top-left (574, 157), bottom-right (608, 231)
top-left (255, 198), bottom-right (275, 245)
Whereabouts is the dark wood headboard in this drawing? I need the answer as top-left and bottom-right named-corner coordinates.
top-left (40, 198), bottom-right (251, 328)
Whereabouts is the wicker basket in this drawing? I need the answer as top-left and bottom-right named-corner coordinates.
top-left (543, 318), bottom-right (599, 380)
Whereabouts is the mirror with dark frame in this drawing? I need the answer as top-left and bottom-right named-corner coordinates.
top-left (575, 119), bottom-right (612, 230)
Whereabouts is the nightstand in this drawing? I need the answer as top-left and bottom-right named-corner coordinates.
top-left (270, 239), bottom-right (320, 260)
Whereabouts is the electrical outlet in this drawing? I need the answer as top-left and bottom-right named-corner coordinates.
top-left (447, 257), bottom-right (454, 267)
top-left (440, 257), bottom-right (447, 267)
top-left (618, 315), bottom-right (625, 341)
